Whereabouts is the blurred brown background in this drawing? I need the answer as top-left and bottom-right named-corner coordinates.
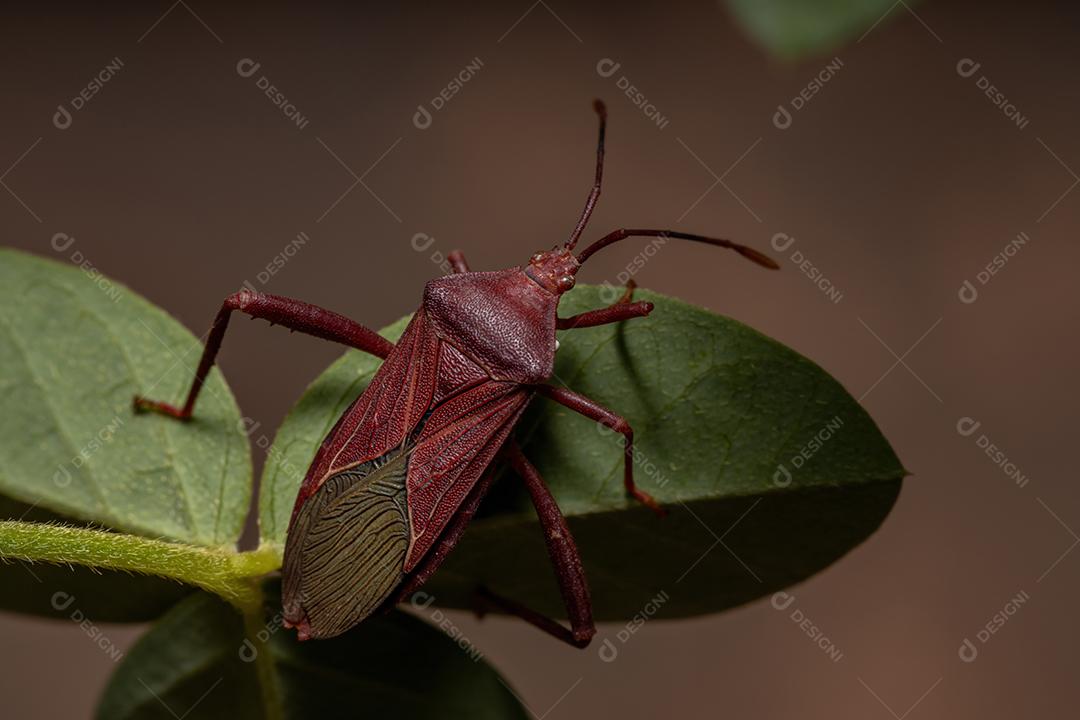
top-left (1, 1), bottom-right (1077, 717)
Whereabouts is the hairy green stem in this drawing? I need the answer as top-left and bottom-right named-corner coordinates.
top-left (0, 521), bottom-right (290, 718)
top-left (0, 520), bottom-right (281, 608)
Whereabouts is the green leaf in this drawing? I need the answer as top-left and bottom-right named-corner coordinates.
top-left (725, 0), bottom-right (910, 60)
top-left (97, 589), bottom-right (527, 720)
top-left (262, 285), bottom-right (903, 620)
top-left (0, 249), bottom-right (251, 547)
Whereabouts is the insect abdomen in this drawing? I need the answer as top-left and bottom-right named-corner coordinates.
top-left (282, 447), bottom-right (410, 640)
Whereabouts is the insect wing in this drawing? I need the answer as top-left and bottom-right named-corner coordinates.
top-left (282, 447), bottom-right (410, 639)
top-left (402, 381), bottom-right (531, 570)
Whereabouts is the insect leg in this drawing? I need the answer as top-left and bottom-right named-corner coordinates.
top-left (389, 438), bottom-right (596, 648)
top-left (557, 281), bottom-right (652, 329)
top-left (133, 290), bottom-right (394, 420)
top-left (536, 384), bottom-right (666, 517)
top-left (474, 440), bottom-right (596, 648)
top-left (447, 250), bottom-right (470, 274)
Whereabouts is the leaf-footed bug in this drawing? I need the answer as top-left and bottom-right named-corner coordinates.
top-left (133, 100), bottom-right (778, 648)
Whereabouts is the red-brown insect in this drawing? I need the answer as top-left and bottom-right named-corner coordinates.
top-left (134, 100), bottom-right (777, 648)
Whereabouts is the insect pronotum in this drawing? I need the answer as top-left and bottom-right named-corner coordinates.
top-left (133, 100), bottom-right (778, 648)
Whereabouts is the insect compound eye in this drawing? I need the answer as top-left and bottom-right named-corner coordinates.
top-left (556, 275), bottom-right (575, 292)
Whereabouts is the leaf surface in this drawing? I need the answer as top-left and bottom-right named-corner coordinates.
top-left (97, 589), bottom-right (527, 720)
top-left (0, 249), bottom-right (251, 547)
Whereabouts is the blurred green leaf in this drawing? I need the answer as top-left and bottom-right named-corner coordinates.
top-left (97, 589), bottom-right (527, 720)
top-left (263, 286), bottom-right (904, 620)
top-left (726, 0), bottom-right (911, 59)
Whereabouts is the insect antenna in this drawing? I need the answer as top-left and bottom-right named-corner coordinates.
top-left (575, 228), bottom-right (780, 269)
top-left (564, 100), bottom-right (607, 251)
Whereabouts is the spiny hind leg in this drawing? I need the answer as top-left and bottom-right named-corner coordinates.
top-left (390, 438), bottom-right (596, 648)
top-left (133, 290), bottom-right (394, 420)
